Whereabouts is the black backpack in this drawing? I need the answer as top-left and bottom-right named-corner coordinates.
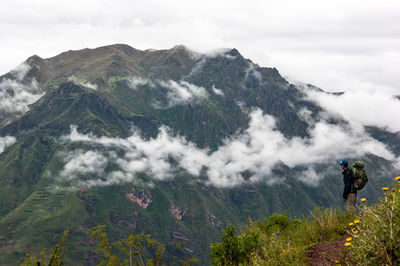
top-left (350, 161), bottom-right (368, 190)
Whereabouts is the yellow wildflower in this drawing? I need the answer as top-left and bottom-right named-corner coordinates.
top-left (395, 176), bottom-right (400, 180)
top-left (361, 198), bottom-right (366, 202)
top-left (348, 222), bottom-right (354, 226)
top-left (354, 230), bottom-right (359, 234)
top-left (344, 242), bottom-right (351, 247)
top-left (346, 237), bottom-right (352, 241)
top-left (382, 187), bottom-right (389, 191)
top-left (354, 219), bottom-right (360, 224)
top-left (335, 259), bottom-right (340, 264)
top-left (398, 189), bottom-right (400, 193)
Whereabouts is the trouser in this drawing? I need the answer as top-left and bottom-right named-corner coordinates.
top-left (346, 192), bottom-right (357, 213)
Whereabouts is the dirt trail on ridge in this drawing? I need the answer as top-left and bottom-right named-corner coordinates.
top-left (307, 238), bottom-right (347, 265)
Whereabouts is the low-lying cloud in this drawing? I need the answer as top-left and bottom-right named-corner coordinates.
top-left (304, 88), bottom-right (400, 133)
top-left (54, 108), bottom-right (399, 190)
top-left (68, 76), bottom-right (98, 90)
top-left (212, 85), bottom-right (224, 96)
top-left (155, 80), bottom-right (208, 108)
top-left (0, 136), bottom-right (16, 153)
top-left (127, 76), bottom-right (154, 90)
top-left (0, 63), bottom-right (44, 118)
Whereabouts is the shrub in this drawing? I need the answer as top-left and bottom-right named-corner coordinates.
top-left (260, 213), bottom-right (290, 234)
top-left (209, 225), bottom-right (260, 265)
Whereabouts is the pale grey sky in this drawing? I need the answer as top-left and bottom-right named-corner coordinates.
top-left (1, 0), bottom-right (400, 94)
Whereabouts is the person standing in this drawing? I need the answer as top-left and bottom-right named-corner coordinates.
top-left (338, 159), bottom-right (357, 212)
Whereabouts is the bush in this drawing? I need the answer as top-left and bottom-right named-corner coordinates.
top-left (209, 225), bottom-right (260, 265)
top-left (260, 213), bottom-right (290, 233)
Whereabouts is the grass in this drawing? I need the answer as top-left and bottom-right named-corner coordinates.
top-left (210, 175), bottom-right (400, 265)
top-left (343, 177), bottom-right (400, 265)
top-left (210, 208), bottom-right (352, 265)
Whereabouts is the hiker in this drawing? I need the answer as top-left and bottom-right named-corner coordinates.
top-left (338, 160), bottom-right (357, 212)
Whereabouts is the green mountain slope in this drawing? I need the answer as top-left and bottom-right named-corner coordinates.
top-left (0, 44), bottom-right (398, 264)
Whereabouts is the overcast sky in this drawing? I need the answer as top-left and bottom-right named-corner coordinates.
top-left (1, 0), bottom-right (399, 94)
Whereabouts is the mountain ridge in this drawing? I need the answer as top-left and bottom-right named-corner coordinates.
top-left (0, 44), bottom-right (398, 264)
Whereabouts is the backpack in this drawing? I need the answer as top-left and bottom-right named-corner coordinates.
top-left (350, 161), bottom-right (368, 190)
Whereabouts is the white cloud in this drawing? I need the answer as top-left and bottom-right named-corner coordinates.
top-left (127, 76), bottom-right (154, 90)
top-left (0, 135), bottom-right (16, 153)
top-left (297, 168), bottom-right (321, 187)
top-left (0, 77), bottom-right (44, 117)
top-left (58, 108), bottom-right (398, 190)
top-left (212, 85), bottom-right (224, 96)
top-left (68, 76), bottom-right (98, 90)
top-left (82, 82), bottom-right (97, 90)
top-left (156, 80), bottom-right (208, 108)
top-left (243, 62), bottom-right (262, 88)
top-left (52, 149), bottom-right (139, 190)
top-left (304, 89), bottom-right (400, 133)
top-left (10, 63), bottom-right (31, 81)
top-left (59, 150), bottom-right (107, 179)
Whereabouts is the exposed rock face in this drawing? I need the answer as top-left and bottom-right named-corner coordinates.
top-left (169, 204), bottom-right (187, 220)
top-left (205, 211), bottom-right (223, 228)
top-left (171, 231), bottom-right (190, 241)
top-left (125, 188), bottom-right (152, 209)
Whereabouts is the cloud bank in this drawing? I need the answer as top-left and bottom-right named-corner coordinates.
top-left (127, 76), bottom-right (154, 90)
top-left (68, 76), bottom-right (98, 90)
top-left (0, 136), bottom-right (16, 153)
top-left (304, 88), bottom-right (400, 133)
top-left (0, 63), bottom-right (44, 119)
top-left (54, 108), bottom-right (398, 190)
top-left (155, 80), bottom-right (208, 108)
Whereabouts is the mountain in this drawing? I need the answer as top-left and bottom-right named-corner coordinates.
top-left (0, 44), bottom-right (398, 264)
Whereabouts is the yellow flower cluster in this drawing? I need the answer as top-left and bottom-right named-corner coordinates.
top-left (360, 198), bottom-right (366, 202)
top-left (344, 233), bottom-right (353, 247)
top-left (382, 187), bottom-right (389, 191)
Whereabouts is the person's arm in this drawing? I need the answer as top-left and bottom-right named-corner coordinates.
top-left (343, 170), bottom-right (352, 199)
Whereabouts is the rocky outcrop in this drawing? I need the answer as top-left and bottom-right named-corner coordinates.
top-left (169, 204), bottom-right (187, 220)
top-left (205, 211), bottom-right (223, 228)
top-left (125, 188), bottom-right (152, 209)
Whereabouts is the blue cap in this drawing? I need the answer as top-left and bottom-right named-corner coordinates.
top-left (338, 160), bottom-right (348, 166)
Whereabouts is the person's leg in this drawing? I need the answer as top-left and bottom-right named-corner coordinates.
top-left (346, 193), bottom-right (357, 212)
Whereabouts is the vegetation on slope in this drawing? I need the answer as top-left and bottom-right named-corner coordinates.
top-left (345, 176), bottom-right (400, 265)
top-left (210, 208), bottom-right (351, 265)
top-left (209, 176), bottom-right (400, 265)
top-left (21, 225), bottom-right (199, 266)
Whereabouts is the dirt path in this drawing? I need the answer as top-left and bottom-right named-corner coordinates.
top-left (307, 238), bottom-right (347, 265)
